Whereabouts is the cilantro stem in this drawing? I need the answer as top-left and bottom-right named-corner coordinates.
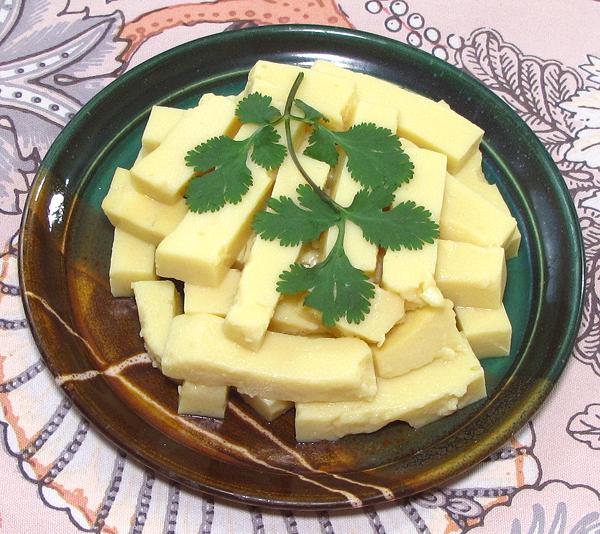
top-left (283, 73), bottom-right (341, 211)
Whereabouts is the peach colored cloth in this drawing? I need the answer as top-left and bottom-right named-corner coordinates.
top-left (1, 1), bottom-right (599, 532)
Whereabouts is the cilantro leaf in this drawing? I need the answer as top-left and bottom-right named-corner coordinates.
top-left (304, 123), bottom-right (413, 190)
top-left (236, 93), bottom-right (281, 124)
top-left (277, 241), bottom-right (374, 325)
top-left (303, 124), bottom-right (339, 167)
top-left (294, 99), bottom-right (327, 123)
top-left (185, 136), bottom-right (252, 212)
top-left (253, 184), bottom-right (339, 246)
top-left (251, 125), bottom-right (286, 170)
top-left (345, 189), bottom-right (439, 250)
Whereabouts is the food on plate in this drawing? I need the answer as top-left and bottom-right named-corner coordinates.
top-left (102, 59), bottom-right (520, 441)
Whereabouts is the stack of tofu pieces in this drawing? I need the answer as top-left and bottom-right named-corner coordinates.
top-left (101, 60), bottom-right (517, 441)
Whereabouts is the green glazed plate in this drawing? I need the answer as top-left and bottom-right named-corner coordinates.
top-left (19, 26), bottom-right (584, 509)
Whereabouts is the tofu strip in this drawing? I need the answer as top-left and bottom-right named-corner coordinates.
top-left (322, 100), bottom-right (398, 274)
top-left (295, 333), bottom-right (486, 441)
top-left (155, 124), bottom-right (275, 287)
top-left (142, 106), bottom-right (185, 152)
top-left (224, 152), bottom-right (330, 350)
top-left (311, 61), bottom-right (483, 172)
top-left (131, 94), bottom-right (238, 203)
top-left (162, 313), bottom-right (376, 403)
top-left (382, 143), bottom-right (447, 307)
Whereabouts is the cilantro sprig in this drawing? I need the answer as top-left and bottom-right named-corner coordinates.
top-left (253, 72), bottom-right (438, 325)
top-left (184, 71), bottom-right (438, 325)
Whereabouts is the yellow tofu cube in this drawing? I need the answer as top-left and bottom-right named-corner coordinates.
top-left (131, 94), bottom-right (238, 203)
top-left (162, 313), bottom-right (376, 403)
top-left (132, 280), bottom-right (182, 364)
top-left (184, 270), bottom-right (241, 317)
top-left (311, 60), bottom-right (483, 171)
top-left (295, 333), bottom-right (486, 441)
top-left (334, 286), bottom-right (405, 346)
top-left (440, 174), bottom-right (517, 250)
top-left (453, 149), bottom-right (486, 184)
top-left (382, 143), bottom-right (447, 306)
top-left (177, 382), bottom-right (229, 418)
top-left (240, 394), bottom-right (293, 421)
top-left (224, 152), bottom-right (329, 350)
top-left (141, 106), bottom-right (185, 151)
top-left (435, 240), bottom-right (506, 308)
top-left (155, 124), bottom-right (275, 287)
top-left (373, 300), bottom-right (459, 378)
top-left (323, 100), bottom-right (398, 273)
top-left (246, 60), bottom-right (356, 129)
top-left (270, 296), bottom-right (332, 336)
top-left (101, 168), bottom-right (187, 245)
top-left (456, 305), bottom-right (512, 358)
top-left (109, 228), bottom-right (156, 297)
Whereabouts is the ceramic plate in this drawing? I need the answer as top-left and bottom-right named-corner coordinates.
top-left (19, 26), bottom-right (584, 509)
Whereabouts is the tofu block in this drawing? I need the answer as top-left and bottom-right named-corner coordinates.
top-left (335, 286), bottom-right (405, 346)
top-left (184, 270), bottom-right (241, 317)
top-left (270, 296), bottom-right (332, 336)
top-left (453, 149), bottom-right (486, 184)
top-left (224, 152), bottom-right (329, 350)
top-left (456, 305), bottom-right (512, 358)
top-left (373, 300), bottom-right (459, 377)
top-left (131, 94), bottom-right (238, 203)
top-left (246, 60), bottom-right (356, 129)
top-left (240, 394), bottom-right (293, 421)
top-left (155, 124), bottom-right (274, 286)
top-left (435, 240), bottom-right (506, 308)
top-left (109, 228), bottom-right (156, 297)
top-left (177, 382), bottom-right (229, 418)
top-left (440, 174), bottom-right (517, 250)
top-left (382, 143), bottom-right (447, 306)
top-left (458, 179), bottom-right (521, 259)
top-left (323, 100), bottom-right (398, 273)
top-left (132, 281), bottom-right (182, 364)
top-left (311, 61), bottom-right (483, 171)
top-left (142, 106), bottom-right (185, 151)
top-left (101, 168), bottom-right (187, 245)
top-left (295, 334), bottom-right (486, 441)
top-left (162, 313), bottom-right (376, 402)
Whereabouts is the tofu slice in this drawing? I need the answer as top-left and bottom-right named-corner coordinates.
top-left (311, 61), bottom-right (483, 171)
top-left (240, 394), bottom-right (293, 421)
top-left (435, 240), bottom-right (506, 309)
top-left (322, 100), bottom-right (398, 274)
top-left (132, 280), bottom-right (182, 364)
top-left (453, 149), bottom-right (486, 184)
top-left (270, 295), bottom-right (332, 336)
top-left (440, 174), bottom-right (517, 250)
top-left (142, 106), bottom-right (185, 151)
top-left (456, 305), bottom-right (512, 358)
top-left (184, 270), bottom-right (241, 317)
top-left (295, 333), bottom-right (486, 441)
top-left (131, 94), bottom-right (238, 203)
top-left (109, 228), bottom-right (156, 297)
top-left (155, 124), bottom-right (275, 287)
top-left (246, 60), bottom-right (356, 129)
top-left (334, 286), bottom-right (405, 346)
top-left (382, 143), bottom-right (447, 307)
top-left (373, 300), bottom-right (458, 378)
top-left (101, 168), bottom-right (187, 245)
top-left (224, 152), bottom-right (330, 350)
top-left (178, 382), bottom-right (229, 418)
top-left (162, 313), bottom-right (376, 402)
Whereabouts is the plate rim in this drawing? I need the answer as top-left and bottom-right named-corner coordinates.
top-left (18, 24), bottom-right (585, 509)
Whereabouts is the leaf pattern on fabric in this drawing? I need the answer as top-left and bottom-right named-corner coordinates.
top-left (567, 404), bottom-right (600, 450)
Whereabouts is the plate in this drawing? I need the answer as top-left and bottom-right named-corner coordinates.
top-left (19, 25), bottom-right (584, 509)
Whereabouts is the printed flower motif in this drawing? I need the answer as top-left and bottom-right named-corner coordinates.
top-left (561, 56), bottom-right (600, 168)
top-left (567, 404), bottom-right (600, 450)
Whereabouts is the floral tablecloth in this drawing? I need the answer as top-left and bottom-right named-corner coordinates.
top-left (1, 1), bottom-right (599, 532)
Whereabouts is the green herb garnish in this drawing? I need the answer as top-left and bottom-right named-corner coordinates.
top-left (184, 72), bottom-right (439, 325)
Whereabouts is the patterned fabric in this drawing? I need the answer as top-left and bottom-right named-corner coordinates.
top-left (1, 1), bottom-right (599, 532)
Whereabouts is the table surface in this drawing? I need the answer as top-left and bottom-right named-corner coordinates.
top-left (1, 1), bottom-right (599, 532)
